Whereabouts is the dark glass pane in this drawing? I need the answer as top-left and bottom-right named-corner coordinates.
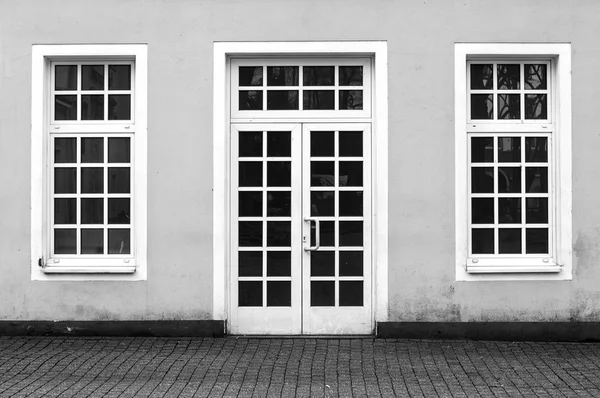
top-left (339, 131), bottom-right (362, 157)
top-left (267, 221), bottom-right (290, 247)
top-left (497, 64), bottom-right (520, 89)
top-left (339, 252), bottom-right (363, 276)
top-left (311, 191), bottom-right (334, 217)
top-left (267, 132), bottom-right (291, 157)
top-left (470, 64), bottom-right (493, 89)
top-left (239, 132), bottom-right (262, 157)
top-left (304, 66), bottom-right (334, 86)
top-left (525, 137), bottom-right (547, 162)
top-left (239, 251), bottom-right (262, 277)
top-left (311, 251), bottom-right (335, 276)
top-left (339, 90), bottom-right (363, 110)
top-left (239, 221), bottom-right (262, 247)
top-left (267, 251), bottom-right (291, 276)
top-left (108, 168), bottom-right (130, 193)
top-left (339, 191), bottom-right (362, 217)
top-left (525, 64), bottom-right (547, 90)
top-left (339, 221), bottom-right (363, 246)
top-left (472, 228), bottom-right (494, 254)
top-left (498, 94), bottom-right (520, 119)
top-left (82, 65), bottom-right (104, 90)
top-left (525, 94), bottom-right (547, 119)
top-left (55, 138), bottom-right (76, 163)
top-left (55, 65), bottom-right (77, 91)
top-left (55, 95), bottom-right (77, 120)
top-left (339, 161), bottom-right (362, 187)
top-left (526, 198), bottom-right (548, 224)
top-left (239, 67), bottom-right (263, 86)
top-left (109, 65), bottom-right (131, 90)
top-left (471, 167), bottom-right (493, 193)
top-left (81, 95), bottom-right (104, 120)
top-left (267, 191), bottom-right (290, 217)
top-left (311, 162), bottom-right (334, 186)
top-left (239, 191), bottom-right (262, 217)
top-left (311, 131), bottom-right (334, 157)
top-left (54, 168), bottom-right (76, 194)
top-left (239, 281), bottom-right (262, 307)
top-left (499, 228), bottom-right (521, 254)
top-left (81, 168), bottom-right (104, 193)
top-left (239, 162), bottom-right (262, 187)
top-left (303, 91), bottom-right (334, 110)
top-left (471, 94), bottom-right (493, 119)
top-left (499, 198), bottom-right (521, 224)
top-left (339, 281), bottom-right (363, 306)
top-left (311, 281), bottom-right (334, 307)
top-left (472, 198), bottom-right (494, 224)
top-left (108, 198), bottom-right (130, 224)
top-left (526, 228), bottom-right (549, 254)
top-left (81, 198), bottom-right (103, 224)
top-left (54, 229), bottom-right (76, 254)
top-left (267, 66), bottom-right (299, 86)
top-left (81, 138), bottom-right (104, 163)
top-left (526, 167), bottom-right (548, 193)
top-left (108, 94), bottom-right (131, 120)
top-left (498, 167), bottom-right (521, 193)
top-left (239, 91), bottom-right (263, 110)
top-left (267, 281), bottom-right (291, 307)
top-left (267, 161), bottom-right (291, 187)
top-left (267, 91), bottom-right (299, 110)
top-left (339, 66), bottom-right (363, 86)
top-left (108, 229), bottom-right (130, 254)
top-left (81, 229), bottom-right (103, 254)
top-left (311, 221), bottom-right (335, 247)
top-left (54, 198), bottom-right (76, 225)
top-left (498, 137), bottom-right (521, 162)
top-left (471, 137), bottom-right (493, 163)
top-left (109, 138), bottom-right (130, 163)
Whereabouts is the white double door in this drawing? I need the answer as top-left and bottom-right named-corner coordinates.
top-left (230, 123), bottom-right (372, 335)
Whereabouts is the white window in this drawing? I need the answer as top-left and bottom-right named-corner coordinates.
top-left (455, 43), bottom-right (572, 280)
top-left (31, 45), bottom-right (147, 279)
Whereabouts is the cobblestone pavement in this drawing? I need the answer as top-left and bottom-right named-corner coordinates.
top-left (1, 337), bottom-right (600, 397)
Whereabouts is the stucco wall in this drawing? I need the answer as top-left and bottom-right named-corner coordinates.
top-left (0, 0), bottom-right (599, 322)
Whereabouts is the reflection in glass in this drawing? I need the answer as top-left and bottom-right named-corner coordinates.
top-left (108, 229), bottom-right (130, 254)
top-left (108, 198), bottom-right (130, 224)
top-left (499, 228), bottom-right (521, 254)
top-left (497, 64), bottom-right (520, 89)
top-left (109, 138), bottom-right (131, 163)
top-left (311, 251), bottom-right (335, 276)
top-left (471, 137), bottom-right (493, 163)
top-left (498, 94), bottom-right (520, 119)
top-left (472, 228), bottom-right (494, 254)
top-left (526, 198), bottom-right (548, 224)
top-left (81, 229), bottom-right (103, 254)
top-left (267, 281), bottom-right (291, 307)
top-left (267, 66), bottom-right (299, 86)
top-left (311, 191), bottom-right (334, 217)
top-left (498, 167), bottom-right (521, 193)
top-left (470, 64), bottom-right (493, 89)
top-left (239, 91), bottom-right (263, 110)
top-left (238, 221), bottom-right (262, 247)
top-left (239, 191), bottom-right (262, 217)
top-left (311, 132), bottom-right (334, 157)
top-left (340, 281), bottom-right (363, 306)
top-left (311, 162), bottom-right (334, 186)
top-left (267, 221), bottom-right (291, 247)
top-left (526, 167), bottom-right (548, 193)
top-left (267, 161), bottom-right (291, 187)
top-left (525, 94), bottom-right (547, 119)
top-left (108, 168), bottom-right (130, 193)
top-left (55, 229), bottom-right (76, 254)
top-left (81, 198), bottom-right (103, 224)
top-left (471, 198), bottom-right (494, 224)
top-left (55, 138), bottom-right (76, 163)
top-left (267, 91), bottom-right (299, 110)
top-left (525, 137), bottom-right (547, 162)
top-left (311, 221), bottom-right (335, 247)
top-left (339, 221), bottom-right (363, 246)
top-left (339, 161), bottom-right (362, 186)
top-left (54, 198), bottom-right (76, 225)
top-left (339, 191), bottom-right (362, 217)
top-left (304, 66), bottom-right (334, 86)
top-left (339, 131), bottom-right (362, 157)
top-left (108, 94), bottom-right (131, 120)
top-left (239, 281), bottom-right (262, 307)
top-left (303, 90), bottom-right (335, 110)
top-left (55, 168), bottom-right (76, 194)
top-left (311, 281), bottom-right (334, 306)
top-left (55, 95), bottom-right (77, 120)
top-left (526, 228), bottom-right (548, 254)
top-left (239, 251), bottom-right (262, 277)
top-left (471, 94), bottom-right (493, 119)
top-left (81, 95), bottom-right (104, 120)
top-left (239, 162), bottom-right (262, 187)
top-left (267, 191), bottom-right (290, 217)
top-left (82, 65), bottom-right (104, 90)
top-left (498, 198), bottom-right (521, 224)
top-left (498, 137), bottom-right (521, 162)
top-left (471, 167), bottom-right (493, 193)
top-left (239, 67), bottom-right (263, 86)
top-left (339, 66), bottom-right (363, 86)
top-left (81, 138), bottom-right (104, 163)
top-left (525, 64), bottom-right (547, 90)
top-left (267, 132), bottom-right (291, 157)
top-left (239, 132), bottom-right (262, 157)
top-left (339, 252), bottom-right (363, 276)
top-left (267, 251), bottom-right (291, 276)
top-left (55, 65), bottom-right (77, 91)
top-left (81, 168), bottom-right (104, 193)
top-left (339, 90), bottom-right (363, 110)
top-left (109, 65), bottom-right (131, 90)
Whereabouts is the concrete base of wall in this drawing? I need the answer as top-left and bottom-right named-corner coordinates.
top-left (0, 320), bottom-right (225, 337)
top-left (377, 322), bottom-right (600, 342)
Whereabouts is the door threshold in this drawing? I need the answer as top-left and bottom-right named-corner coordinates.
top-left (227, 334), bottom-right (375, 339)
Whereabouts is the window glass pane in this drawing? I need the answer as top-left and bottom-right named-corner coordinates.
top-left (54, 168), bottom-right (76, 194)
top-left (55, 65), bottom-right (77, 91)
top-left (311, 251), bottom-right (335, 276)
top-left (108, 167), bottom-right (130, 193)
top-left (339, 66), bottom-right (363, 86)
top-left (525, 94), bottom-right (547, 119)
top-left (81, 229), bottom-right (103, 254)
top-left (471, 198), bottom-right (494, 224)
top-left (311, 221), bottom-right (335, 247)
top-left (108, 138), bottom-right (131, 163)
top-left (81, 198), bottom-right (103, 224)
top-left (267, 191), bottom-right (290, 217)
top-left (499, 228), bottom-right (521, 254)
top-left (311, 162), bottom-right (334, 187)
top-left (498, 198), bottom-right (521, 224)
top-left (497, 64), bottom-right (520, 90)
top-left (108, 65), bottom-right (131, 90)
top-left (304, 66), bottom-right (334, 86)
top-left (239, 67), bottom-right (263, 86)
top-left (239, 132), bottom-right (262, 157)
top-left (239, 162), bottom-right (262, 187)
top-left (81, 95), bottom-right (104, 120)
top-left (526, 198), bottom-right (548, 224)
top-left (54, 229), bottom-right (76, 254)
top-left (55, 95), bottom-right (77, 120)
top-left (339, 191), bottom-right (362, 217)
top-left (239, 91), bottom-right (263, 110)
top-left (239, 251), bottom-right (262, 277)
top-left (81, 138), bottom-right (104, 163)
top-left (267, 221), bottom-right (291, 247)
top-left (311, 281), bottom-right (334, 307)
top-left (339, 252), bottom-right (363, 276)
top-left (266, 251), bottom-right (291, 277)
top-left (108, 94), bottom-right (131, 120)
top-left (267, 131), bottom-right (291, 157)
top-left (498, 94), bottom-right (520, 119)
top-left (108, 229), bottom-right (130, 254)
top-left (471, 137), bottom-right (493, 163)
top-left (339, 161), bottom-right (363, 187)
top-left (239, 221), bottom-right (262, 247)
top-left (239, 281), bottom-right (262, 307)
top-left (525, 137), bottom-right (547, 162)
top-left (55, 138), bottom-right (76, 163)
top-left (303, 90), bottom-right (335, 110)
top-left (267, 91), bottom-right (299, 110)
top-left (525, 64), bottom-right (547, 90)
top-left (82, 65), bottom-right (104, 90)
top-left (267, 66), bottom-right (299, 86)
top-left (526, 228), bottom-right (548, 254)
top-left (470, 64), bottom-right (493, 89)
top-left (470, 94), bottom-right (493, 119)
top-left (526, 167), bottom-right (548, 193)
top-left (267, 161), bottom-right (291, 187)
top-left (311, 191), bottom-right (334, 217)
top-left (498, 167), bottom-right (521, 193)
top-left (267, 281), bottom-right (291, 307)
top-left (311, 132), bottom-right (334, 157)
top-left (472, 228), bottom-right (494, 254)
top-left (471, 167), bottom-right (493, 193)
top-left (339, 131), bottom-right (362, 157)
top-left (498, 137), bottom-right (521, 163)
top-left (339, 90), bottom-right (363, 110)
top-left (108, 198), bottom-right (130, 224)
top-left (54, 198), bottom-right (76, 225)
top-left (239, 191), bottom-right (262, 217)
top-left (339, 221), bottom-right (363, 246)
top-left (81, 168), bottom-right (104, 193)
top-left (339, 281), bottom-right (363, 306)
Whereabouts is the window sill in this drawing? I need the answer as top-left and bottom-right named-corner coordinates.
top-left (41, 266), bottom-right (136, 274)
top-left (466, 265), bottom-right (562, 274)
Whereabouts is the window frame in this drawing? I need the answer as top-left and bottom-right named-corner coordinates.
top-left (31, 44), bottom-right (147, 280)
top-left (455, 43), bottom-right (572, 281)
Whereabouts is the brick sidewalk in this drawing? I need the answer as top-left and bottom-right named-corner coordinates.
top-left (1, 337), bottom-right (599, 397)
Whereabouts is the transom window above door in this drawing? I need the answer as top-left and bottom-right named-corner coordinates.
top-left (231, 58), bottom-right (371, 119)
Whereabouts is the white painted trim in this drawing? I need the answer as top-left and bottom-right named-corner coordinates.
top-left (455, 43), bottom-right (572, 282)
top-left (213, 41), bottom-right (388, 325)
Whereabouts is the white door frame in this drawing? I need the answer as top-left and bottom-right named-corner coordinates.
top-left (213, 42), bottom-right (389, 333)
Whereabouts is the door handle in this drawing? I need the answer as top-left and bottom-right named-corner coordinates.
top-left (304, 217), bottom-right (320, 251)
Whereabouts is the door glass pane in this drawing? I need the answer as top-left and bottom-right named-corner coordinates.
top-left (499, 228), bottom-right (521, 254)
top-left (311, 132), bottom-right (334, 157)
top-left (81, 198), bottom-right (103, 224)
top-left (239, 67), bottom-right (263, 86)
top-left (108, 229), bottom-right (130, 254)
top-left (239, 221), bottom-right (262, 247)
top-left (55, 168), bottom-right (76, 194)
top-left (267, 221), bottom-right (290, 247)
top-left (267, 191), bottom-right (290, 217)
top-left (81, 168), bottom-right (104, 193)
top-left (108, 168), bottom-right (130, 193)
top-left (55, 138), bottom-right (76, 163)
top-left (267, 132), bottom-right (291, 157)
top-left (339, 131), bottom-right (362, 157)
top-left (304, 66), bottom-right (334, 86)
top-left (311, 162), bottom-right (334, 186)
top-left (339, 281), bottom-right (363, 306)
top-left (311, 252), bottom-right (335, 276)
top-left (267, 91), bottom-right (299, 110)
top-left (339, 221), bottom-right (363, 246)
top-left (498, 137), bottom-right (521, 162)
top-left (311, 191), bottom-right (334, 217)
top-left (339, 90), bottom-right (362, 110)
top-left (311, 221), bottom-right (335, 247)
top-left (239, 162), bottom-right (262, 187)
top-left (239, 251), bottom-right (262, 277)
top-left (82, 65), bottom-right (104, 90)
top-left (108, 138), bottom-right (130, 163)
top-left (54, 198), bottom-right (76, 224)
top-left (311, 281), bottom-right (335, 307)
top-left (339, 66), bottom-right (363, 86)
top-left (55, 95), bottom-right (77, 120)
top-left (239, 91), bottom-right (263, 110)
top-left (239, 281), bottom-right (262, 307)
top-left (54, 229), bottom-right (76, 254)
top-left (81, 229), bottom-right (103, 254)
top-left (303, 91), bottom-right (334, 110)
top-left (239, 132), bottom-right (262, 157)
top-left (108, 198), bottom-right (130, 224)
top-left (339, 161), bottom-right (362, 187)
top-left (267, 67), bottom-right (299, 86)
top-left (472, 228), bottom-right (494, 254)
top-left (109, 65), bottom-right (131, 90)
top-left (526, 228), bottom-right (548, 254)
top-left (339, 191), bottom-right (362, 216)
top-left (267, 252), bottom-right (291, 276)
top-left (108, 94), bottom-right (131, 120)
top-left (81, 138), bottom-right (104, 163)
top-left (267, 161), bottom-right (291, 187)
top-left (339, 252), bottom-right (363, 276)
top-left (55, 65), bottom-right (77, 91)
top-left (81, 95), bottom-right (104, 120)
top-left (239, 192), bottom-right (262, 217)
top-left (267, 281), bottom-right (291, 307)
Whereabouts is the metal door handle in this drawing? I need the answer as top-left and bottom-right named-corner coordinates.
top-left (304, 217), bottom-right (320, 251)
